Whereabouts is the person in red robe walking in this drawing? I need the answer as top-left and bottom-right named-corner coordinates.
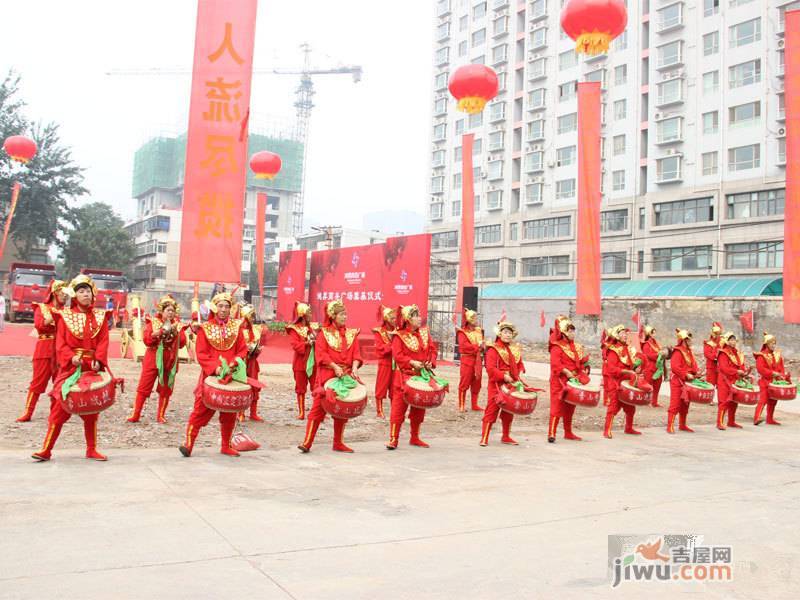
top-left (32, 275), bottom-right (112, 461)
top-left (372, 305), bottom-right (396, 419)
top-left (17, 280), bottom-right (68, 422)
top-left (548, 315), bottom-right (590, 443)
top-left (704, 322), bottom-right (723, 406)
top-left (386, 304), bottom-right (439, 450)
top-left (286, 301), bottom-right (317, 420)
top-left (179, 292), bottom-right (248, 457)
top-left (238, 304), bottom-right (268, 422)
top-left (298, 299), bottom-right (363, 453)
top-left (602, 325), bottom-right (642, 438)
top-left (456, 308), bottom-right (484, 412)
top-left (127, 295), bottom-right (186, 424)
top-left (480, 320), bottom-right (526, 446)
top-left (716, 331), bottom-right (751, 430)
top-left (753, 332), bottom-right (791, 426)
top-left (667, 329), bottom-right (700, 434)
top-left (600, 329), bottom-right (611, 407)
top-left (641, 325), bottom-right (668, 408)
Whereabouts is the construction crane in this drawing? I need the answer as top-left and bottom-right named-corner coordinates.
top-left (106, 43), bottom-right (362, 235)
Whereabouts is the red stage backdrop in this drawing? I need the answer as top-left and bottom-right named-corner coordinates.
top-left (576, 82), bottom-right (602, 315)
top-left (179, 0), bottom-right (258, 282)
top-left (382, 233), bottom-right (432, 317)
top-left (785, 10), bottom-right (800, 323)
top-left (276, 250), bottom-right (307, 322)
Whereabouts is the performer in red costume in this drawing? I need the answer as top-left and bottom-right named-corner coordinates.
top-left (602, 325), bottom-right (642, 438)
top-left (386, 304), bottom-right (438, 450)
top-left (286, 302), bottom-right (317, 420)
top-left (600, 329), bottom-right (611, 407)
top-left (372, 305), bottom-right (396, 419)
top-left (667, 329), bottom-right (700, 434)
top-left (548, 315), bottom-right (590, 443)
top-left (754, 332), bottom-right (791, 426)
top-left (239, 304), bottom-right (268, 422)
top-left (298, 299), bottom-right (363, 453)
top-left (17, 280), bottom-right (68, 422)
top-left (127, 295), bottom-right (186, 423)
top-left (716, 331), bottom-right (750, 430)
top-left (456, 308), bottom-right (484, 412)
top-left (641, 325), bottom-right (667, 408)
top-left (704, 322), bottom-right (723, 406)
top-left (480, 320), bottom-right (525, 446)
top-left (179, 292), bottom-right (248, 457)
top-left (32, 275), bottom-right (112, 461)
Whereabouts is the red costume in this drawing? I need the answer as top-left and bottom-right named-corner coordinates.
top-left (299, 300), bottom-right (363, 453)
top-left (602, 326), bottom-right (641, 438)
top-left (372, 305), bottom-right (395, 419)
top-left (128, 296), bottom-right (186, 423)
top-left (387, 304), bottom-right (438, 449)
top-left (456, 308), bottom-right (484, 412)
top-left (18, 280), bottom-right (67, 422)
top-left (667, 330), bottom-right (698, 434)
top-left (240, 308), bottom-right (268, 421)
top-left (716, 336), bottom-right (748, 429)
top-left (480, 322), bottom-right (524, 446)
top-left (641, 326), bottom-right (665, 408)
top-left (286, 301), bottom-right (317, 420)
top-left (753, 333), bottom-right (790, 425)
top-left (547, 316), bottom-right (590, 442)
top-left (600, 330), bottom-right (611, 407)
top-left (180, 295), bottom-right (248, 457)
top-left (703, 322), bottom-right (723, 393)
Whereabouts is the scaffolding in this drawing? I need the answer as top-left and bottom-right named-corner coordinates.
top-left (427, 255), bottom-right (459, 359)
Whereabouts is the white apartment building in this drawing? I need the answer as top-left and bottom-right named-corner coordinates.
top-left (427, 0), bottom-right (790, 287)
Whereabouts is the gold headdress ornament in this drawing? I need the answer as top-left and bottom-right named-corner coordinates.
top-left (643, 324), bottom-right (656, 338)
top-left (295, 302), bottom-right (311, 318)
top-left (239, 303), bottom-right (256, 320)
top-left (675, 328), bottom-right (692, 341)
top-left (464, 308), bottom-right (477, 323)
top-left (381, 305), bottom-right (395, 322)
top-left (557, 315), bottom-right (574, 333)
top-left (494, 320), bottom-right (519, 339)
top-left (209, 292), bottom-right (233, 313)
top-left (325, 299), bottom-right (346, 318)
top-left (400, 304), bottom-right (419, 322)
top-left (157, 294), bottom-right (179, 313)
top-left (51, 279), bottom-right (68, 294)
top-left (607, 324), bottom-right (628, 341)
top-left (721, 330), bottom-right (737, 344)
top-left (67, 274), bottom-right (97, 298)
top-left (711, 322), bottom-right (723, 335)
top-left (763, 331), bottom-right (776, 346)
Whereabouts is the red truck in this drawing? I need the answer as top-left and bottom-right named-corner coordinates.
top-left (5, 263), bottom-right (56, 322)
top-left (79, 268), bottom-right (130, 323)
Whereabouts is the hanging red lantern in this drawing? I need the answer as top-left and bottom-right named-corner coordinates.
top-left (448, 64), bottom-right (499, 114)
top-left (561, 0), bottom-right (628, 56)
top-left (3, 135), bottom-right (37, 164)
top-left (249, 151), bottom-right (282, 180)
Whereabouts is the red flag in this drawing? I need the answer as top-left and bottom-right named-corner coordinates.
top-left (539, 309), bottom-right (546, 328)
top-left (499, 308), bottom-right (507, 322)
top-left (255, 192), bottom-right (266, 296)
top-left (740, 310), bottom-right (754, 334)
top-left (631, 310), bottom-right (640, 328)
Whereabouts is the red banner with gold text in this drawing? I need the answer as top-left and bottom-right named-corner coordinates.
top-left (276, 250), bottom-right (307, 322)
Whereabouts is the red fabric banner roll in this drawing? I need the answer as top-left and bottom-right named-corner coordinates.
top-left (785, 10), bottom-right (800, 323)
top-left (276, 250), bottom-right (307, 322)
top-left (455, 133), bottom-right (475, 322)
top-left (255, 192), bottom-right (266, 296)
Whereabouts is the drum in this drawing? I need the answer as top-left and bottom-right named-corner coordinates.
top-left (619, 380), bottom-right (653, 407)
top-left (684, 380), bottom-right (714, 404)
top-left (497, 384), bottom-right (537, 415)
top-left (321, 378), bottom-right (368, 419)
top-left (564, 380), bottom-right (601, 407)
top-left (61, 371), bottom-right (117, 415)
top-left (731, 383), bottom-right (759, 405)
top-left (404, 377), bottom-right (449, 410)
top-left (768, 381), bottom-right (797, 401)
top-left (202, 376), bottom-right (252, 413)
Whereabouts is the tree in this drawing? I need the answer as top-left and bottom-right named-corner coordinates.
top-left (247, 258), bottom-right (278, 295)
top-left (0, 71), bottom-right (87, 261)
top-left (59, 202), bottom-right (135, 277)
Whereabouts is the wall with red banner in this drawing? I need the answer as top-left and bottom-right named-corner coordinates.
top-left (381, 233), bottom-right (432, 318)
top-left (276, 249), bottom-right (307, 322)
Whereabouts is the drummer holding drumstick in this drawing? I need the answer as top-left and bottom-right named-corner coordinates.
top-left (602, 325), bottom-right (642, 439)
top-left (667, 329), bottom-right (702, 434)
top-left (548, 316), bottom-right (591, 443)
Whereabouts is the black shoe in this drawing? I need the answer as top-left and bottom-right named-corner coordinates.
top-left (297, 444), bottom-right (310, 453)
top-left (547, 437), bottom-right (556, 444)
top-left (179, 445), bottom-right (191, 457)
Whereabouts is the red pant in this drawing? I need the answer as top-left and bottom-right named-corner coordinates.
top-left (481, 384), bottom-right (513, 443)
top-left (37, 400), bottom-right (100, 455)
top-left (183, 394), bottom-right (237, 452)
top-left (668, 376), bottom-right (691, 430)
top-left (375, 362), bottom-right (393, 401)
top-left (388, 377), bottom-right (426, 444)
top-left (754, 385), bottom-right (779, 423)
top-left (458, 361), bottom-right (482, 395)
top-left (293, 369), bottom-right (313, 395)
top-left (604, 390), bottom-right (636, 433)
top-left (548, 381), bottom-right (577, 438)
top-left (29, 357), bottom-right (57, 394)
top-left (300, 386), bottom-right (348, 449)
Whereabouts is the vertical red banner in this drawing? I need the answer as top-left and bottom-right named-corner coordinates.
top-left (276, 250), bottom-right (307, 322)
top-left (255, 192), bottom-right (266, 295)
top-left (178, 0), bottom-right (258, 283)
top-left (455, 133), bottom-right (475, 321)
top-left (0, 182), bottom-right (21, 262)
top-left (382, 234), bottom-right (432, 317)
top-left (576, 82), bottom-right (602, 315)
top-left (785, 11), bottom-right (800, 323)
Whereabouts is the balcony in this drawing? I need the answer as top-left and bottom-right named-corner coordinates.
top-left (436, 0), bottom-right (451, 17)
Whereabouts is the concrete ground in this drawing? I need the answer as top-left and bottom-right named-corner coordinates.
top-left (1, 423), bottom-right (799, 599)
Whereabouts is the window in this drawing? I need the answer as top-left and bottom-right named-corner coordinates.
top-left (656, 156), bottom-right (682, 182)
top-left (656, 117), bottom-right (681, 143)
top-left (639, 207), bottom-right (646, 230)
top-left (559, 49), bottom-right (578, 70)
top-left (521, 256), bottom-right (570, 277)
top-left (703, 0), bottom-right (719, 17)
top-left (657, 41), bottom-right (682, 68)
top-left (434, 72), bottom-right (448, 90)
top-left (453, 173), bottom-right (462, 189)
top-left (531, 0), bottom-right (546, 19)
top-left (654, 197), bottom-right (714, 226)
top-left (637, 250), bottom-right (644, 273)
top-left (437, 0), bottom-right (450, 17)
top-left (525, 183), bottom-right (543, 204)
top-left (473, 1), bottom-right (487, 19)
top-left (433, 123), bottom-right (447, 140)
top-left (523, 216), bottom-right (571, 240)
top-left (437, 22), bottom-right (451, 41)
top-left (703, 31), bottom-right (719, 56)
top-left (585, 68), bottom-right (605, 88)
top-left (431, 175), bottom-right (444, 193)
top-left (556, 179), bottom-right (576, 200)
top-left (435, 47), bottom-right (449, 65)
top-left (613, 135), bottom-right (626, 156)
top-left (433, 97), bottom-right (447, 116)
top-left (614, 99), bottom-right (626, 120)
top-left (614, 64), bottom-right (627, 86)
top-left (730, 0), bottom-right (754, 6)
top-left (473, 138), bottom-right (482, 154)
top-left (530, 27), bottom-right (547, 49)
top-left (429, 202), bottom-right (444, 220)
top-left (726, 189), bottom-right (784, 219)
top-left (600, 209), bottom-right (628, 232)
top-left (455, 119), bottom-right (464, 135)
top-left (487, 159), bottom-right (504, 179)
top-left (508, 258), bottom-right (517, 278)
top-left (612, 170), bottom-right (626, 191)
top-left (492, 44), bottom-right (508, 64)
top-left (527, 119), bottom-right (545, 140)
top-left (779, 138), bottom-right (786, 164)
top-left (432, 231), bottom-right (458, 249)
top-left (458, 40), bottom-right (468, 57)
top-left (614, 31), bottom-right (628, 51)
top-left (556, 145), bottom-right (576, 167)
top-left (729, 18), bottom-right (760, 48)
top-left (451, 200), bottom-right (461, 217)
top-left (729, 59), bottom-right (760, 89)
top-left (529, 58), bottom-right (547, 79)
top-left (472, 28), bottom-right (486, 46)
top-left (475, 223), bottom-right (502, 244)
top-left (728, 144), bottom-right (760, 171)
top-left (475, 194), bottom-right (481, 211)
top-left (652, 246), bottom-right (712, 272)
top-left (529, 88), bottom-right (546, 109)
top-left (725, 242), bottom-right (783, 270)
top-left (702, 152), bottom-right (718, 176)
top-left (702, 71), bottom-right (719, 95)
top-left (656, 78), bottom-right (682, 105)
top-left (602, 252), bottom-right (627, 274)
top-left (657, 3), bottom-right (683, 31)
top-left (468, 112), bottom-right (483, 128)
top-left (497, 71), bottom-right (507, 91)
top-left (729, 101), bottom-right (760, 127)
top-left (558, 113), bottom-right (577, 134)
top-left (702, 111), bottom-right (719, 134)
top-left (487, 189), bottom-right (503, 209)
top-left (432, 149), bottom-right (445, 167)
top-left (454, 146), bottom-right (462, 162)
top-left (525, 151), bottom-right (544, 172)
top-left (459, 14), bottom-right (468, 31)
top-left (509, 222), bottom-right (518, 241)
top-left (489, 101), bottom-right (506, 121)
top-left (559, 81), bottom-right (577, 102)
top-left (488, 130), bottom-right (504, 151)
top-left (492, 15), bottom-right (509, 36)
top-left (475, 259), bottom-right (500, 279)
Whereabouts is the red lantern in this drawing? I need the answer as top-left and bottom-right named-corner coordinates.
top-left (448, 64), bottom-right (499, 115)
top-left (561, 0), bottom-right (627, 56)
top-left (249, 151), bottom-right (282, 180)
top-left (3, 135), bottom-right (37, 164)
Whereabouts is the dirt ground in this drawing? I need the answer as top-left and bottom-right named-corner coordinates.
top-left (3, 354), bottom-right (796, 454)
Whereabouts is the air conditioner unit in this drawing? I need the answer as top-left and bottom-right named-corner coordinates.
top-left (666, 148), bottom-right (681, 156)
top-left (533, 144), bottom-right (542, 151)
top-left (547, 160), bottom-right (555, 168)
top-left (654, 112), bottom-right (663, 120)
top-left (778, 39), bottom-right (786, 49)
top-left (778, 127), bottom-right (786, 137)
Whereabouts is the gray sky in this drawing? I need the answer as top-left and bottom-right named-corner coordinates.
top-left (1, 0), bottom-right (433, 227)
